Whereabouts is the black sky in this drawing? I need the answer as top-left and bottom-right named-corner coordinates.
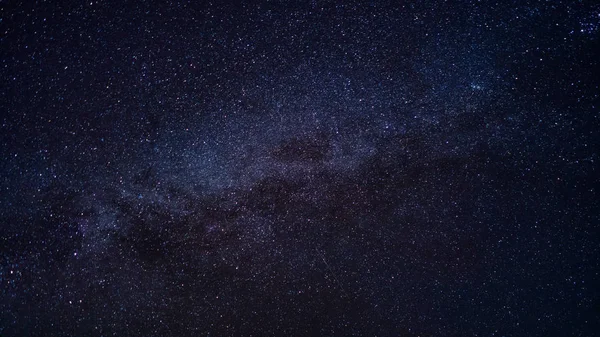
top-left (1, 0), bottom-right (599, 336)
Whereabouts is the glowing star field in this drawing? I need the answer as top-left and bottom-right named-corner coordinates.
top-left (1, 1), bottom-right (598, 336)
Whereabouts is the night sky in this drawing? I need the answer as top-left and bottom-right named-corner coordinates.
top-left (1, 1), bottom-right (599, 336)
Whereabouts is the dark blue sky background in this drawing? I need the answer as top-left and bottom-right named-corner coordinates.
top-left (1, 1), bottom-right (598, 336)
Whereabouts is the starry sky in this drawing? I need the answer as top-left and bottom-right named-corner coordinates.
top-left (1, 0), bottom-right (599, 336)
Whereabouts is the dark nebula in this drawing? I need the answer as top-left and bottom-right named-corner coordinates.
top-left (1, 0), bottom-right (599, 336)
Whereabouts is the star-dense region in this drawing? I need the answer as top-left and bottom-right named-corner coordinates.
top-left (1, 0), bottom-right (598, 336)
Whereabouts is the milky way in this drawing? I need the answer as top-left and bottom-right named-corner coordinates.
top-left (1, 1), bottom-right (599, 336)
